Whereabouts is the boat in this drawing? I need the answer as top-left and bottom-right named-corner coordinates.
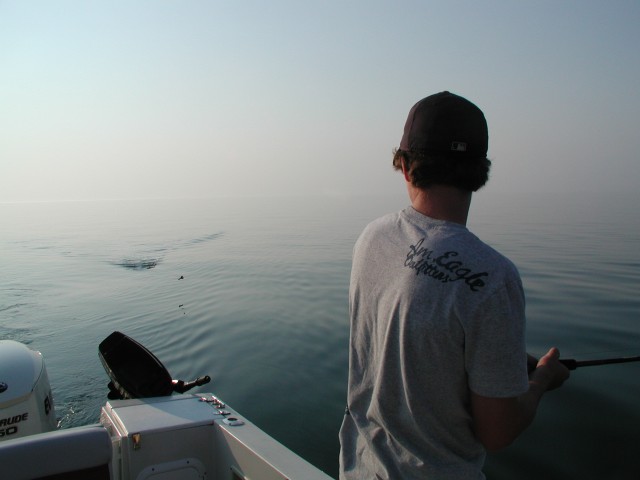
top-left (0, 332), bottom-right (333, 480)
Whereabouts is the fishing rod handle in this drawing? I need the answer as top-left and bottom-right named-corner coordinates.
top-left (559, 359), bottom-right (578, 370)
top-left (527, 357), bottom-right (577, 373)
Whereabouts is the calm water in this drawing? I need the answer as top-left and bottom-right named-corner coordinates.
top-left (1, 193), bottom-right (639, 479)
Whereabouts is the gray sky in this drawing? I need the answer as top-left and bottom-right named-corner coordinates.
top-left (1, 1), bottom-right (638, 202)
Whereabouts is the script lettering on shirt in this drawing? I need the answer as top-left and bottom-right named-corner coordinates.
top-left (404, 238), bottom-right (488, 292)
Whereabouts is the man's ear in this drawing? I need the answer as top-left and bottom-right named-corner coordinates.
top-left (401, 158), bottom-right (411, 183)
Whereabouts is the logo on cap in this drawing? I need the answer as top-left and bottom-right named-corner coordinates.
top-left (451, 141), bottom-right (467, 152)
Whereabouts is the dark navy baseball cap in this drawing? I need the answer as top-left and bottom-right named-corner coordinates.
top-left (399, 91), bottom-right (488, 158)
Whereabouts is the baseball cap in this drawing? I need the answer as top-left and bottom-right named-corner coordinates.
top-left (399, 91), bottom-right (488, 158)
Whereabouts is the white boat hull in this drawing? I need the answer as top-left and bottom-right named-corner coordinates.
top-left (0, 393), bottom-right (333, 480)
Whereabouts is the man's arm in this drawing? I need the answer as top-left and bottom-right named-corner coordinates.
top-left (470, 347), bottom-right (570, 452)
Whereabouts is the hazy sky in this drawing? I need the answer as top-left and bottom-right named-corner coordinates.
top-left (1, 1), bottom-right (639, 201)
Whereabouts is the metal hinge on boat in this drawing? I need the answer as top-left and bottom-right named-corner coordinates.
top-left (131, 432), bottom-right (142, 450)
top-left (199, 395), bottom-right (225, 408)
top-left (199, 396), bottom-right (244, 425)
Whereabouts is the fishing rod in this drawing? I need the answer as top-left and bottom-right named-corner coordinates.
top-left (528, 355), bottom-right (640, 373)
top-left (559, 355), bottom-right (640, 370)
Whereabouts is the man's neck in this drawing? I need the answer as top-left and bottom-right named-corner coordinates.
top-left (408, 184), bottom-right (472, 226)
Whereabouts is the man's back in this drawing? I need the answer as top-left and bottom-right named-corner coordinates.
top-left (339, 207), bottom-right (529, 479)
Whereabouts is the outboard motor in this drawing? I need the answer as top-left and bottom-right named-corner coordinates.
top-left (0, 340), bottom-right (57, 441)
top-left (99, 331), bottom-right (210, 399)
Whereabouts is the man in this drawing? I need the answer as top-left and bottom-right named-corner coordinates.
top-left (339, 92), bottom-right (569, 479)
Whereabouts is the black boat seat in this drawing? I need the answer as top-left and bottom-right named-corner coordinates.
top-left (0, 424), bottom-right (112, 480)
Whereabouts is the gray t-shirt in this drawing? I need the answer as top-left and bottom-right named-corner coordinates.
top-left (339, 207), bottom-right (529, 479)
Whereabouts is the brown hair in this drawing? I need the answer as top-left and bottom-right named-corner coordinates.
top-left (393, 149), bottom-right (491, 192)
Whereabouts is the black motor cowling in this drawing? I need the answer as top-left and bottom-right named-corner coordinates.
top-left (99, 331), bottom-right (210, 400)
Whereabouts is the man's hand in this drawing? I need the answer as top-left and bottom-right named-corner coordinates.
top-left (531, 347), bottom-right (570, 390)
top-left (528, 347), bottom-right (570, 391)
top-left (472, 347), bottom-right (570, 452)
